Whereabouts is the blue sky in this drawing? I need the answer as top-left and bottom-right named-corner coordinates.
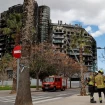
top-left (0, 0), bottom-right (105, 73)
top-left (95, 36), bottom-right (105, 71)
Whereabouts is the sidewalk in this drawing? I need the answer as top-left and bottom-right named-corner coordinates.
top-left (37, 93), bottom-right (105, 105)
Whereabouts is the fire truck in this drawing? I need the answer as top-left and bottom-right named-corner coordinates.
top-left (42, 75), bottom-right (67, 91)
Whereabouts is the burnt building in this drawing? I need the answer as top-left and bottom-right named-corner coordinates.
top-left (51, 21), bottom-right (97, 72)
top-left (0, 3), bottom-right (97, 72)
top-left (38, 5), bottom-right (51, 42)
top-left (0, 2), bottom-right (39, 57)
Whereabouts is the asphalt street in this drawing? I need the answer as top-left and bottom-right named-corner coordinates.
top-left (0, 88), bottom-right (80, 105)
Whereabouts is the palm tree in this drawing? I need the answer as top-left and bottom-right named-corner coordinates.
top-left (14, 0), bottom-right (35, 105)
top-left (2, 13), bottom-right (22, 93)
top-left (68, 28), bottom-right (91, 95)
top-left (2, 13), bottom-right (22, 46)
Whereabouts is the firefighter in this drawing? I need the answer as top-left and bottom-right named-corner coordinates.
top-left (88, 72), bottom-right (96, 103)
top-left (94, 71), bottom-right (98, 93)
top-left (95, 70), bottom-right (105, 103)
top-left (103, 73), bottom-right (105, 96)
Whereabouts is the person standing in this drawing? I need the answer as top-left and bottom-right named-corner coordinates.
top-left (95, 70), bottom-right (105, 103)
top-left (88, 72), bottom-right (96, 103)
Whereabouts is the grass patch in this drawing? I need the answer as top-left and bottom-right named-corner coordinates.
top-left (0, 86), bottom-right (12, 90)
top-left (30, 86), bottom-right (41, 88)
top-left (0, 86), bottom-right (42, 90)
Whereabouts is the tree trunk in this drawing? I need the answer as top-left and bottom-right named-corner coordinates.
top-left (69, 77), bottom-right (71, 88)
top-left (10, 58), bottom-right (17, 94)
top-left (14, 0), bottom-right (35, 105)
top-left (10, 77), bottom-right (17, 94)
top-left (15, 57), bottom-right (32, 105)
top-left (36, 74), bottom-right (39, 90)
top-left (1, 80), bottom-right (4, 87)
top-left (79, 47), bottom-right (86, 96)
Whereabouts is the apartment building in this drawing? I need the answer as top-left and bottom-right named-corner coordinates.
top-left (0, 3), bottom-right (97, 72)
top-left (51, 21), bottom-right (97, 71)
top-left (38, 5), bottom-right (51, 42)
top-left (0, 2), bottom-right (38, 57)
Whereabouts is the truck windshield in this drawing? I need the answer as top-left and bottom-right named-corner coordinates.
top-left (43, 77), bottom-right (54, 82)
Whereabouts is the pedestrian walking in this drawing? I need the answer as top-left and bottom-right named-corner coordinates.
top-left (95, 70), bottom-right (105, 103)
top-left (88, 72), bottom-right (96, 103)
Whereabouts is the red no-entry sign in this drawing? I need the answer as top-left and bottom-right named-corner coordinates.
top-left (13, 45), bottom-right (21, 58)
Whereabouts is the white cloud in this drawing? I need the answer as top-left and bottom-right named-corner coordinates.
top-left (90, 24), bottom-right (105, 37)
top-left (85, 26), bottom-right (92, 33)
top-left (0, 0), bottom-right (105, 37)
top-left (99, 24), bottom-right (105, 33)
top-left (91, 31), bottom-right (102, 37)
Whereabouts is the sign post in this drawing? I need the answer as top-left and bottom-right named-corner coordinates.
top-left (13, 45), bottom-right (21, 91)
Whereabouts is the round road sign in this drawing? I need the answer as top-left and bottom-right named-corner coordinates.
top-left (13, 45), bottom-right (21, 58)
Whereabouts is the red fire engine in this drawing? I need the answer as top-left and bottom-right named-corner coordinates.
top-left (42, 75), bottom-right (67, 91)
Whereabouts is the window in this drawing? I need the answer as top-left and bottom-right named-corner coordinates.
top-left (55, 78), bottom-right (60, 82)
top-left (43, 77), bottom-right (54, 82)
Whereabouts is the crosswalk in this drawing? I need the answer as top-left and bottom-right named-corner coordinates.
top-left (0, 95), bottom-right (62, 104)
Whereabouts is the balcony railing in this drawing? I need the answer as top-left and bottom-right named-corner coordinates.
top-left (67, 52), bottom-right (80, 55)
top-left (53, 40), bottom-right (64, 43)
top-left (53, 31), bottom-right (64, 34)
top-left (53, 35), bottom-right (64, 39)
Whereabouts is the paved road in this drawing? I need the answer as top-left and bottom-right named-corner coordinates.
top-left (0, 88), bottom-right (80, 105)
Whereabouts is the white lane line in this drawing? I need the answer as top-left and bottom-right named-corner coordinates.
top-left (0, 97), bottom-right (16, 100)
top-left (0, 95), bottom-right (62, 104)
top-left (56, 94), bottom-right (67, 96)
top-left (32, 96), bottom-right (47, 98)
top-left (0, 99), bottom-right (15, 103)
top-left (1, 96), bottom-right (50, 103)
top-left (33, 97), bottom-right (62, 104)
top-left (0, 95), bottom-right (16, 98)
top-left (32, 97), bottom-right (50, 101)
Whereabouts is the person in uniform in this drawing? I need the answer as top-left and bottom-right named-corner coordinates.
top-left (88, 72), bottom-right (96, 103)
top-left (95, 70), bottom-right (105, 103)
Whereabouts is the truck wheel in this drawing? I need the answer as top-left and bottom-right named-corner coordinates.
top-left (42, 89), bottom-right (46, 92)
top-left (61, 87), bottom-right (65, 91)
top-left (53, 87), bottom-right (56, 91)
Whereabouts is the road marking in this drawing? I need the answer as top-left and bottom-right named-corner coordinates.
top-left (32, 97), bottom-right (50, 101)
top-left (56, 93), bottom-right (74, 96)
top-left (56, 94), bottom-right (67, 96)
top-left (0, 100), bottom-right (15, 103)
top-left (0, 95), bottom-right (62, 104)
top-left (11, 96), bottom-right (51, 103)
top-left (33, 97), bottom-right (62, 104)
top-left (0, 95), bottom-right (16, 98)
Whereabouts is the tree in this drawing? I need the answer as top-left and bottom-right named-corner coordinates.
top-left (14, 0), bottom-right (35, 105)
top-left (30, 43), bottom-right (58, 90)
top-left (0, 53), bottom-right (12, 87)
top-left (2, 13), bottom-right (22, 93)
top-left (65, 58), bottom-right (81, 88)
top-left (2, 13), bottom-right (22, 46)
top-left (39, 65), bottom-right (57, 81)
top-left (51, 51), bottom-right (68, 75)
top-left (10, 58), bottom-right (17, 94)
top-left (69, 28), bottom-right (91, 95)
